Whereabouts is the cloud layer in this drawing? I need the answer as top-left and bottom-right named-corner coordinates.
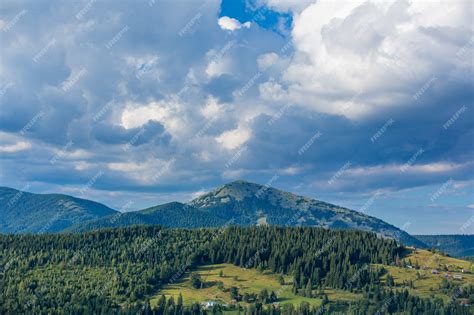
top-left (0, 0), bottom-right (472, 233)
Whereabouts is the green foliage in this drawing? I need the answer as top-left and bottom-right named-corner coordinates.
top-left (278, 274), bottom-right (285, 285)
top-left (259, 289), bottom-right (269, 303)
top-left (190, 273), bottom-right (202, 289)
top-left (386, 274), bottom-right (395, 287)
top-left (0, 225), bottom-right (469, 314)
top-left (230, 287), bottom-right (240, 301)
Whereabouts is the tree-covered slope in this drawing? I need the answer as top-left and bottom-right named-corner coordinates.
top-left (0, 226), bottom-right (471, 314)
top-left (67, 202), bottom-right (227, 232)
top-left (0, 187), bottom-right (117, 233)
top-left (414, 234), bottom-right (474, 257)
top-left (0, 226), bottom-right (400, 313)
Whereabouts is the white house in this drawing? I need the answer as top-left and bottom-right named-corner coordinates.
top-left (201, 301), bottom-right (218, 309)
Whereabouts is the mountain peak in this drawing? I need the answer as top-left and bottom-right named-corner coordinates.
top-left (190, 180), bottom-right (268, 206)
top-left (189, 179), bottom-right (328, 215)
top-left (224, 180), bottom-right (262, 189)
top-left (186, 180), bottom-right (425, 247)
top-left (190, 180), bottom-right (336, 212)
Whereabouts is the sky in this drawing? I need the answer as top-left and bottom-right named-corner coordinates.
top-left (0, 0), bottom-right (473, 234)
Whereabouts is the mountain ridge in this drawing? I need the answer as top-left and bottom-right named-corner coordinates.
top-left (0, 181), bottom-right (425, 247)
top-left (0, 186), bottom-right (117, 233)
top-left (186, 180), bottom-right (425, 247)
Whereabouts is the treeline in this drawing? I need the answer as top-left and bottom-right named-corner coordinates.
top-left (58, 291), bottom-right (470, 315)
top-left (139, 287), bottom-right (474, 315)
top-left (201, 226), bottom-right (400, 292)
top-left (0, 225), bottom-right (465, 314)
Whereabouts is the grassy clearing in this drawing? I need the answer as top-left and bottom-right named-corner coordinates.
top-left (402, 248), bottom-right (473, 271)
top-left (152, 250), bottom-right (473, 308)
top-left (375, 249), bottom-right (474, 303)
top-left (152, 264), bottom-right (360, 308)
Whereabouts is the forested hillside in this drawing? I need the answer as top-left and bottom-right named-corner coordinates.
top-left (0, 226), bottom-right (472, 314)
top-left (415, 235), bottom-right (474, 258)
top-left (0, 186), bottom-right (117, 233)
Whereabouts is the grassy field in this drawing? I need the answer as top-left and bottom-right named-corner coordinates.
top-left (376, 248), bottom-right (474, 303)
top-left (151, 264), bottom-right (360, 308)
top-left (151, 249), bottom-right (473, 308)
top-left (402, 248), bottom-right (473, 271)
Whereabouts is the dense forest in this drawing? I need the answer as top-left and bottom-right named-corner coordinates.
top-left (0, 226), bottom-right (472, 314)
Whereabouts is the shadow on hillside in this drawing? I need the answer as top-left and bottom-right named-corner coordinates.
top-left (199, 265), bottom-right (225, 271)
top-left (401, 247), bottom-right (414, 259)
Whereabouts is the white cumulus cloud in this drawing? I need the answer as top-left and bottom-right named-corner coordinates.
top-left (216, 127), bottom-right (251, 150)
top-left (218, 16), bottom-right (251, 31)
top-left (259, 0), bottom-right (473, 119)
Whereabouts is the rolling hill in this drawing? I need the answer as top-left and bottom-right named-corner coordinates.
top-left (0, 186), bottom-right (117, 233)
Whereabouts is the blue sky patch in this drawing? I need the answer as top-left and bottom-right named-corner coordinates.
top-left (220, 0), bottom-right (292, 36)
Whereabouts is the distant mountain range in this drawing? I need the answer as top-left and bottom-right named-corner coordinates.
top-left (0, 181), bottom-right (440, 248)
top-left (414, 234), bottom-right (474, 258)
top-left (0, 186), bottom-right (116, 233)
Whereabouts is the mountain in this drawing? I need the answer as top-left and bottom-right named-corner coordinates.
top-left (414, 234), bottom-right (474, 257)
top-left (0, 186), bottom-right (117, 233)
top-left (187, 180), bottom-right (425, 247)
top-left (68, 180), bottom-right (425, 247)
